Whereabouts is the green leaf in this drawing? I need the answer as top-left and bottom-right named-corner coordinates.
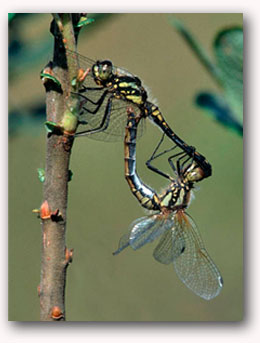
top-left (44, 121), bottom-right (59, 133)
top-left (196, 92), bottom-right (243, 136)
top-left (171, 19), bottom-right (243, 136)
top-left (76, 17), bottom-right (95, 28)
top-left (37, 168), bottom-right (45, 183)
top-left (214, 27), bottom-right (243, 125)
top-left (40, 72), bottom-right (61, 88)
top-left (169, 17), bottom-right (222, 84)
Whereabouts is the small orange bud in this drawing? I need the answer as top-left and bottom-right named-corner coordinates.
top-left (77, 68), bottom-right (84, 81)
top-left (78, 67), bottom-right (91, 82)
top-left (69, 248), bottom-right (74, 260)
top-left (40, 200), bottom-right (51, 219)
top-left (51, 306), bottom-right (64, 320)
top-left (65, 247), bottom-right (74, 264)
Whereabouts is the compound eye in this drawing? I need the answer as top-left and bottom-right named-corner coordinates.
top-left (99, 61), bottom-right (113, 80)
top-left (187, 168), bottom-right (204, 182)
top-left (183, 163), bottom-right (204, 182)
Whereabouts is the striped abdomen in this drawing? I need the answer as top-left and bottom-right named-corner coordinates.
top-left (144, 101), bottom-right (212, 179)
top-left (124, 111), bottom-right (160, 211)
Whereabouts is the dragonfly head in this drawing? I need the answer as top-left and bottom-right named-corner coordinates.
top-left (182, 162), bottom-right (205, 183)
top-left (92, 60), bottom-right (113, 85)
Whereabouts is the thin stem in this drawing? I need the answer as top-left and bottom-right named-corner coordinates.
top-left (39, 13), bottom-right (82, 321)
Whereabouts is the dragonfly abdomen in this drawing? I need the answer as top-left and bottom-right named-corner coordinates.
top-left (145, 102), bottom-right (212, 178)
top-left (124, 111), bottom-right (160, 211)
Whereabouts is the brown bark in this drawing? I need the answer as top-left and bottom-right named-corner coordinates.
top-left (39, 13), bottom-right (82, 321)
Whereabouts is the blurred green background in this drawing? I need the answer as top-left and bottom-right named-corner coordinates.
top-left (9, 13), bottom-right (243, 321)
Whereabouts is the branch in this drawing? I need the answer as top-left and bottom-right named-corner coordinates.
top-left (39, 13), bottom-right (84, 321)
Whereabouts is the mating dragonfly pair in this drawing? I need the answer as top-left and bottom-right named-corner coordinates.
top-left (69, 50), bottom-right (223, 300)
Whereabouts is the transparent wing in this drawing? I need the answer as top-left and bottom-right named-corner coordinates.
top-left (69, 51), bottom-right (145, 142)
top-left (153, 225), bottom-right (185, 265)
top-left (67, 50), bottom-right (146, 141)
top-left (77, 98), bottom-right (145, 142)
top-left (67, 50), bottom-right (137, 81)
top-left (112, 230), bottom-right (131, 256)
top-left (113, 216), bottom-right (153, 255)
top-left (113, 214), bottom-right (170, 255)
top-left (129, 214), bottom-right (173, 250)
top-left (172, 212), bottom-right (223, 300)
top-left (66, 50), bottom-right (100, 88)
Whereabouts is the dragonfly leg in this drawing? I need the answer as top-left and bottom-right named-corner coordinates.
top-left (174, 146), bottom-right (195, 173)
top-left (75, 89), bottom-right (109, 114)
top-left (79, 85), bottom-right (105, 93)
top-left (150, 133), bottom-right (166, 158)
top-left (181, 150), bottom-right (195, 169)
top-left (167, 151), bottom-right (189, 175)
top-left (75, 96), bottom-right (113, 137)
top-left (146, 134), bottom-right (178, 180)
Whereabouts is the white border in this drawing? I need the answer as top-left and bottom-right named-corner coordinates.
top-left (3, 1), bottom-right (257, 343)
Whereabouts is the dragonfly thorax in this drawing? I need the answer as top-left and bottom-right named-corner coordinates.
top-left (112, 77), bottom-right (148, 106)
top-left (159, 180), bottom-right (191, 210)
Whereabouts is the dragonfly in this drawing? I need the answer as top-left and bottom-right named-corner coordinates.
top-left (113, 107), bottom-right (223, 300)
top-left (68, 50), bottom-right (212, 178)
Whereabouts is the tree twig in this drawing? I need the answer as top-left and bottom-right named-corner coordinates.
top-left (39, 13), bottom-right (84, 321)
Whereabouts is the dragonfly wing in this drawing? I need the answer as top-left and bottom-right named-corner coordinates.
top-left (113, 215), bottom-right (157, 255)
top-left (77, 97), bottom-right (145, 142)
top-left (112, 231), bottom-right (131, 255)
top-left (67, 51), bottom-right (146, 141)
top-left (129, 214), bottom-right (172, 250)
top-left (173, 212), bottom-right (223, 300)
top-left (67, 50), bottom-right (137, 81)
top-left (153, 224), bottom-right (185, 265)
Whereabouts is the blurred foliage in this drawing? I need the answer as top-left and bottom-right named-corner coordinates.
top-left (8, 13), bottom-right (16, 22)
top-left (171, 18), bottom-right (243, 137)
